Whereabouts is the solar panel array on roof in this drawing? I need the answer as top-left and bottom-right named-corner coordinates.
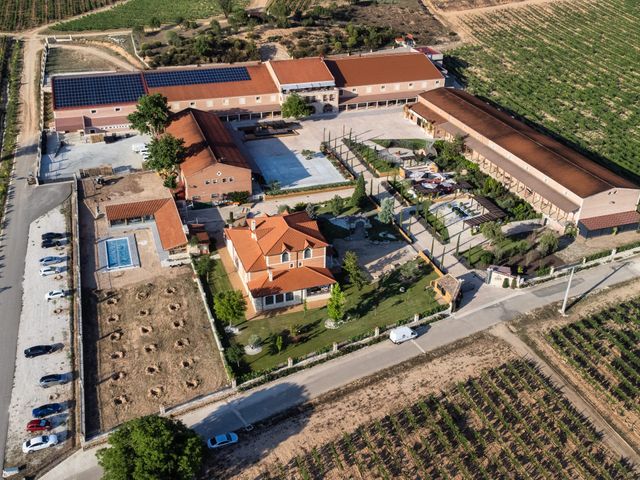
top-left (53, 74), bottom-right (146, 109)
top-left (143, 67), bottom-right (251, 88)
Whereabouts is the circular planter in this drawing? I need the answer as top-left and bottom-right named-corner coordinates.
top-left (244, 345), bottom-right (262, 356)
top-left (324, 319), bottom-right (341, 329)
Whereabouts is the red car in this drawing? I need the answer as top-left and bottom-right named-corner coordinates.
top-left (26, 419), bottom-right (51, 433)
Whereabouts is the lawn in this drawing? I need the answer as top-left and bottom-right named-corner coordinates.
top-left (231, 261), bottom-right (441, 375)
top-left (207, 257), bottom-right (233, 293)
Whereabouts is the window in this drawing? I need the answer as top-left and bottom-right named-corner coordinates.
top-left (222, 178), bottom-right (227, 183)
top-left (380, 85), bottom-right (386, 91)
top-left (275, 293), bottom-right (284, 303)
top-left (205, 180), bottom-right (210, 185)
top-left (408, 82), bottom-right (414, 89)
top-left (435, 80), bottom-right (440, 85)
top-left (265, 296), bottom-right (274, 306)
top-left (285, 292), bottom-right (294, 301)
top-left (213, 179), bottom-right (218, 184)
top-left (351, 88), bottom-right (357, 93)
top-left (303, 248), bottom-right (311, 259)
top-left (255, 96), bottom-right (261, 103)
top-left (90, 109), bottom-right (97, 114)
top-left (281, 251), bottom-right (290, 262)
top-left (114, 107), bottom-right (121, 112)
top-left (229, 177), bottom-right (234, 182)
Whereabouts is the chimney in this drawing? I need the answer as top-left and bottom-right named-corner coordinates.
top-left (251, 219), bottom-right (256, 231)
top-left (268, 269), bottom-right (273, 281)
top-left (250, 219), bottom-right (257, 240)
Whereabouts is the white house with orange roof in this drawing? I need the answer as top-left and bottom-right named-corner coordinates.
top-left (224, 211), bottom-right (337, 312)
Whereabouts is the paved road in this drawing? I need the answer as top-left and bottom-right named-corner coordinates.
top-left (0, 40), bottom-right (71, 469)
top-left (41, 257), bottom-right (640, 479)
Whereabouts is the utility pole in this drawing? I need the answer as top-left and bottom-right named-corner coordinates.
top-left (559, 267), bottom-right (575, 316)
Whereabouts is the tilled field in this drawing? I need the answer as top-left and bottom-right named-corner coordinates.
top-left (83, 271), bottom-right (228, 435)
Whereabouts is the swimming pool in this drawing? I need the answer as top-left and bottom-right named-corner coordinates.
top-left (105, 237), bottom-right (133, 269)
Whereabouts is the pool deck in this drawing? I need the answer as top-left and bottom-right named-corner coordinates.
top-left (97, 234), bottom-right (140, 272)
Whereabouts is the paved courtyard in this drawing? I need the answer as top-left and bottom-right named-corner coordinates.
top-left (40, 133), bottom-right (150, 182)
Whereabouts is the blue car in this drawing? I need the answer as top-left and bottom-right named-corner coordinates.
top-left (32, 403), bottom-right (63, 418)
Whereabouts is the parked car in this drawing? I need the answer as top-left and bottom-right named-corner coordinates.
top-left (32, 403), bottom-right (63, 418)
top-left (39, 256), bottom-right (66, 266)
top-left (26, 419), bottom-right (52, 433)
top-left (41, 238), bottom-right (68, 248)
top-left (41, 232), bottom-right (67, 241)
top-left (22, 434), bottom-right (58, 454)
top-left (24, 345), bottom-right (55, 358)
top-left (207, 432), bottom-right (238, 449)
top-left (131, 143), bottom-right (148, 153)
top-left (388, 326), bottom-right (418, 344)
top-left (46, 290), bottom-right (67, 301)
top-left (40, 266), bottom-right (62, 276)
top-left (39, 374), bottom-right (66, 388)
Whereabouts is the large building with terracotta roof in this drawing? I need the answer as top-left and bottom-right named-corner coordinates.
top-left (405, 88), bottom-right (640, 237)
top-left (224, 211), bottom-right (336, 312)
top-left (166, 108), bottom-right (252, 202)
top-left (52, 50), bottom-right (444, 132)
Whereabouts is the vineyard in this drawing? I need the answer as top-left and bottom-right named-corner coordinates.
top-left (0, 0), bottom-right (116, 31)
top-left (445, 0), bottom-right (640, 177)
top-left (547, 298), bottom-right (640, 423)
top-left (53, 0), bottom-right (225, 31)
top-left (266, 0), bottom-right (317, 13)
top-left (256, 360), bottom-right (637, 479)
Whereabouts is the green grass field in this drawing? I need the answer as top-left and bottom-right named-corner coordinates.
top-left (53, 0), bottom-right (229, 31)
top-left (233, 261), bottom-right (440, 374)
top-left (446, 0), bottom-right (640, 178)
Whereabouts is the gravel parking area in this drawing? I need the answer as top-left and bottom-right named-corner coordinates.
top-left (40, 133), bottom-right (149, 182)
top-left (3, 205), bottom-right (74, 474)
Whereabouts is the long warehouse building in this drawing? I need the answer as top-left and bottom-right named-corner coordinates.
top-left (406, 88), bottom-right (640, 237)
top-left (52, 50), bottom-right (444, 133)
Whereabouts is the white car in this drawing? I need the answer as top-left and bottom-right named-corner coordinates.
top-left (46, 290), bottom-right (67, 300)
top-left (207, 432), bottom-right (238, 449)
top-left (389, 326), bottom-right (418, 344)
top-left (22, 434), bottom-right (58, 454)
top-left (40, 266), bottom-right (62, 276)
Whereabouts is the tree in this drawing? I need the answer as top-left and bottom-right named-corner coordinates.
top-left (538, 230), bottom-right (559, 257)
top-left (329, 195), bottom-right (344, 216)
top-left (97, 415), bottom-right (203, 480)
top-left (343, 251), bottom-right (367, 290)
top-left (216, 0), bottom-right (235, 18)
top-left (145, 134), bottom-right (186, 173)
top-left (480, 221), bottom-right (504, 245)
top-left (248, 334), bottom-right (262, 349)
top-left (350, 174), bottom-right (367, 209)
top-left (421, 199), bottom-right (433, 219)
top-left (214, 290), bottom-right (246, 325)
top-left (275, 335), bottom-right (283, 352)
top-left (149, 16), bottom-right (161, 30)
top-left (225, 343), bottom-right (244, 368)
top-left (128, 93), bottom-right (170, 137)
top-left (132, 25), bottom-right (145, 38)
top-left (194, 256), bottom-right (212, 277)
top-left (327, 283), bottom-right (345, 322)
top-left (305, 202), bottom-right (316, 219)
top-left (281, 93), bottom-right (313, 119)
top-left (378, 198), bottom-right (395, 224)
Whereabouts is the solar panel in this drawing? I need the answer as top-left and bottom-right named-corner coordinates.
top-left (53, 74), bottom-right (146, 109)
top-left (143, 67), bottom-right (251, 88)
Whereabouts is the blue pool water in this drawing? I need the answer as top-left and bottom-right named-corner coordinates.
top-left (106, 238), bottom-right (132, 269)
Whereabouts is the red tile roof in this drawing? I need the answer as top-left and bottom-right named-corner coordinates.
top-left (325, 52), bottom-right (443, 88)
top-left (579, 211), bottom-right (640, 231)
top-left (166, 108), bottom-right (251, 178)
top-left (147, 64), bottom-right (278, 101)
top-left (225, 211), bottom-right (329, 272)
top-left (419, 88), bottom-right (639, 198)
top-left (105, 198), bottom-right (186, 250)
top-left (247, 266), bottom-right (335, 297)
top-left (269, 57), bottom-right (335, 85)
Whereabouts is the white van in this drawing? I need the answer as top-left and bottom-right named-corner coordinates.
top-left (389, 326), bottom-right (418, 344)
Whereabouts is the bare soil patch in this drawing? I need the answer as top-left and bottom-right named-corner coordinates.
top-left (83, 272), bottom-right (228, 435)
